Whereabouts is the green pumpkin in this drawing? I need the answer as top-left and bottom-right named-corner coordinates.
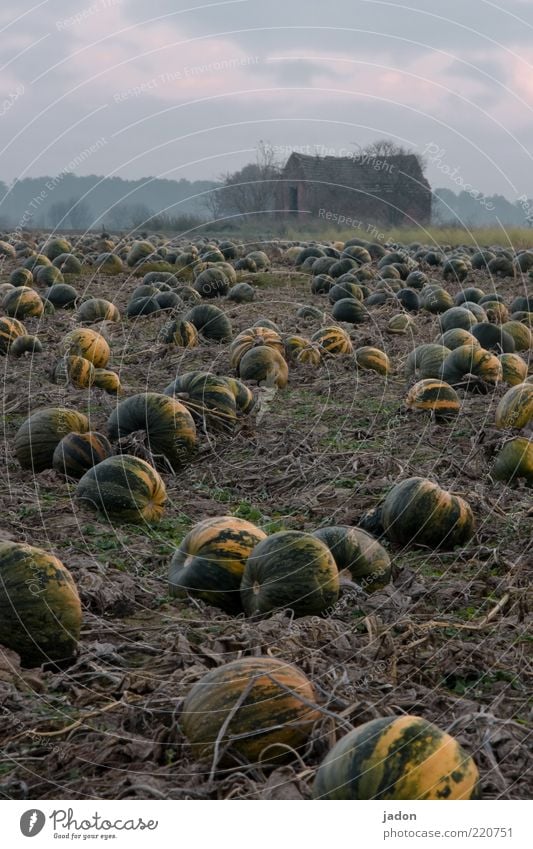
top-left (164, 372), bottom-right (238, 431)
top-left (76, 454), bottom-right (166, 523)
top-left (381, 477), bottom-right (474, 549)
top-left (312, 526), bottom-right (390, 591)
top-left (15, 407), bottom-right (90, 471)
top-left (240, 530), bottom-right (340, 618)
top-left (0, 541), bottom-right (81, 667)
top-left (313, 715), bottom-right (480, 800)
top-left (169, 516), bottom-right (267, 613)
top-left (107, 392), bottom-right (197, 469)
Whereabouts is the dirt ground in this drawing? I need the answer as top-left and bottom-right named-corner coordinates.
top-left (0, 251), bottom-right (531, 800)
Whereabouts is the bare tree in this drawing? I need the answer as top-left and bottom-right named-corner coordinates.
top-left (204, 141), bottom-right (282, 222)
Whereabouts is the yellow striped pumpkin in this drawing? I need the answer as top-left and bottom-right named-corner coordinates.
top-left (230, 326), bottom-right (284, 370)
top-left (495, 383), bottom-right (533, 429)
top-left (312, 325), bottom-right (353, 355)
top-left (313, 715), bottom-right (480, 799)
top-left (53, 355), bottom-right (95, 389)
top-left (181, 657), bottom-right (320, 763)
top-left (382, 477), bottom-right (474, 549)
top-left (355, 346), bottom-right (390, 375)
top-left (406, 379), bottom-right (460, 418)
top-left (169, 516), bottom-right (267, 612)
top-left (59, 328), bottom-right (110, 368)
top-left (0, 541), bottom-right (82, 667)
top-left (498, 353), bottom-right (528, 386)
top-left (76, 454), bottom-right (166, 523)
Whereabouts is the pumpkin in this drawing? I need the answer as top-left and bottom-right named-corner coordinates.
top-left (487, 256), bottom-right (515, 278)
top-left (313, 715), bottom-right (480, 800)
top-left (495, 383), bottom-right (533, 429)
top-left (312, 526), bottom-right (390, 591)
top-left (387, 313), bottom-right (414, 334)
top-left (76, 454), bottom-right (166, 523)
top-left (332, 298), bottom-right (367, 324)
top-left (238, 347), bottom-right (289, 388)
top-left (53, 253), bottom-right (82, 275)
top-left (471, 250), bottom-right (495, 270)
top-left (253, 318), bottom-right (279, 331)
top-left (53, 355), bottom-right (95, 389)
top-left (0, 316), bottom-right (26, 353)
top-left (77, 298), bottom-right (120, 323)
top-left (164, 371), bottom-right (237, 431)
top-left (501, 321), bottom-right (532, 351)
top-left (0, 541), bottom-right (82, 668)
top-left (381, 477), bottom-right (474, 549)
top-left (312, 326), bottom-right (352, 355)
top-left (443, 258), bottom-right (470, 282)
top-left (95, 253), bottom-right (123, 274)
top-left (154, 290), bottom-right (182, 311)
top-left (441, 345), bottom-right (502, 385)
top-left (36, 266), bottom-right (64, 287)
top-left (42, 283), bottom-right (78, 310)
top-left (396, 288), bottom-right (420, 311)
top-left (227, 281), bottom-right (255, 303)
top-left (176, 284), bottom-right (202, 305)
top-left (435, 328), bottom-right (480, 350)
top-left (461, 301), bottom-right (487, 322)
top-left (9, 268), bottom-right (33, 287)
top-left (42, 237), bottom-right (71, 260)
top-left (15, 407), bottom-right (90, 471)
top-left (24, 254), bottom-right (51, 272)
top-left (311, 274), bottom-right (334, 295)
top-left (160, 319), bottom-right (199, 348)
top-left (328, 282), bottom-right (363, 303)
top-left (405, 344), bottom-right (450, 380)
top-left (471, 323), bottom-right (515, 353)
top-left (224, 377), bottom-right (255, 413)
top-left (405, 270), bottom-right (428, 289)
top-left (406, 379), bottom-right (460, 418)
top-left (194, 267), bottom-right (229, 298)
top-left (511, 295), bottom-right (533, 314)
top-left (484, 301), bottom-right (509, 324)
top-left (499, 354), bottom-right (528, 386)
top-left (296, 305), bottom-right (325, 321)
top-left (240, 530), bottom-right (339, 618)
top-left (53, 431), bottom-right (112, 478)
top-left (108, 392), bottom-right (196, 468)
top-left (230, 326), bottom-right (284, 370)
top-left (284, 335), bottom-right (322, 366)
top-left (438, 307), bottom-right (477, 333)
top-left (92, 368), bottom-right (121, 394)
top-left (3, 286), bottom-right (44, 319)
top-left (169, 516), bottom-right (267, 613)
top-left (492, 437), bottom-right (533, 485)
top-left (455, 286), bottom-right (484, 305)
top-left (184, 304), bottom-right (232, 341)
top-left (10, 334), bottom-right (43, 356)
top-left (421, 287), bottom-right (454, 313)
top-left (355, 346), bottom-right (390, 375)
top-left (59, 328), bottom-right (110, 368)
top-left (126, 295), bottom-right (161, 317)
top-left (181, 657), bottom-right (320, 764)
top-left (126, 240), bottom-right (156, 266)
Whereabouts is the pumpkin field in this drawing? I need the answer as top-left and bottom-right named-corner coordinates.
top-left (0, 232), bottom-right (531, 801)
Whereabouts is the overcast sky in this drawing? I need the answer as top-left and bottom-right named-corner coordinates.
top-left (1, 0), bottom-right (532, 198)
